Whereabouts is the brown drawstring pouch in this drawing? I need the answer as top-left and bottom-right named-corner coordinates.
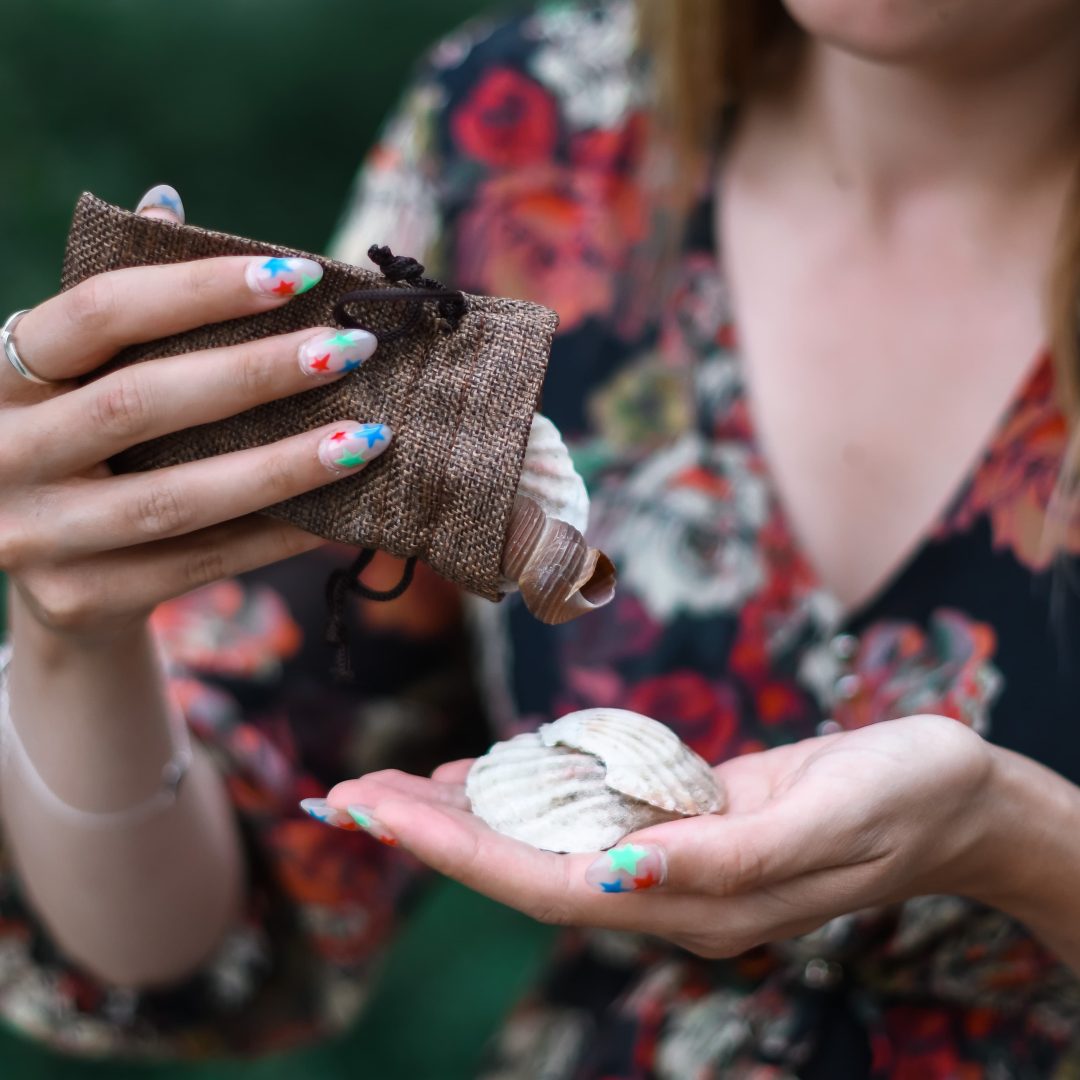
top-left (61, 192), bottom-right (560, 608)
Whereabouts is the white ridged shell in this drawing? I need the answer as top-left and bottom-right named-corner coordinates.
top-left (466, 709), bottom-right (725, 853)
top-left (539, 709), bottom-right (723, 816)
top-left (514, 413), bottom-right (589, 534)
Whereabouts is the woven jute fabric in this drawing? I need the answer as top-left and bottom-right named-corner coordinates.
top-left (61, 193), bottom-right (559, 600)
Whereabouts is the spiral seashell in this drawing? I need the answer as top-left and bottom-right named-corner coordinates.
top-left (500, 495), bottom-right (617, 624)
top-left (498, 414), bottom-right (615, 625)
top-left (514, 413), bottom-right (590, 534)
top-left (466, 708), bottom-right (726, 853)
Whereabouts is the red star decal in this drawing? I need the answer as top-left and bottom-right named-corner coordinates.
top-left (330, 430), bottom-right (349, 442)
top-left (272, 279), bottom-right (297, 296)
top-left (632, 869), bottom-right (661, 891)
top-left (310, 353), bottom-right (331, 372)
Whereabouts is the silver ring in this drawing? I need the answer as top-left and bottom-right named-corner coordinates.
top-left (1, 309), bottom-right (57, 386)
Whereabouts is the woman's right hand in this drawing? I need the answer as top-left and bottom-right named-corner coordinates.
top-left (0, 185), bottom-right (388, 642)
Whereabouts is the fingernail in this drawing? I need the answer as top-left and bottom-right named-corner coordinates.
top-left (346, 804), bottom-right (398, 846)
top-left (318, 422), bottom-right (393, 475)
top-left (136, 184), bottom-right (185, 222)
top-left (299, 797), bottom-right (359, 830)
top-left (585, 843), bottom-right (666, 893)
top-left (299, 328), bottom-right (378, 378)
top-left (245, 256), bottom-right (323, 298)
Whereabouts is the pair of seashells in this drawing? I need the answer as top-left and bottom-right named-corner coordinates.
top-left (500, 414), bottom-right (616, 624)
top-left (467, 708), bottom-right (726, 853)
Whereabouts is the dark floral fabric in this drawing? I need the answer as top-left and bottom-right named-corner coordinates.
top-left (3, 1), bottom-right (1080, 1073)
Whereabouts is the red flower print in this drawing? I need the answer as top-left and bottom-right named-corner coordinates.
top-left (625, 670), bottom-right (739, 763)
top-left (151, 580), bottom-right (301, 679)
top-left (456, 164), bottom-right (647, 332)
top-left (451, 66), bottom-right (558, 169)
top-left (940, 355), bottom-right (1080, 569)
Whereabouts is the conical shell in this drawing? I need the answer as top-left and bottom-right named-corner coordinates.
top-left (500, 496), bottom-right (617, 625)
top-left (466, 709), bottom-right (725, 853)
top-left (515, 413), bottom-right (590, 534)
top-left (499, 415), bottom-right (616, 625)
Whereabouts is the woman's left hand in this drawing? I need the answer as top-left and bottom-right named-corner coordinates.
top-left (318, 714), bottom-right (1005, 958)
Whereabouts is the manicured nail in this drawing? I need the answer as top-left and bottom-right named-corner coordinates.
top-left (318, 422), bottom-right (393, 475)
top-left (135, 184), bottom-right (185, 222)
top-left (245, 256), bottom-right (323, 298)
top-left (585, 843), bottom-right (666, 893)
top-left (299, 328), bottom-right (377, 378)
top-left (299, 797), bottom-right (359, 830)
top-left (347, 804), bottom-right (398, 846)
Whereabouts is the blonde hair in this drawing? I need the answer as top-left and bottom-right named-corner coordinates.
top-left (641, 0), bottom-right (1080, 526)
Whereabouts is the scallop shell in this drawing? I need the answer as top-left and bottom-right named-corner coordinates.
top-left (499, 415), bottom-right (615, 625)
top-left (466, 708), bottom-right (725, 853)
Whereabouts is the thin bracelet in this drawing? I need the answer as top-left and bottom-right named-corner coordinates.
top-left (0, 644), bottom-right (193, 829)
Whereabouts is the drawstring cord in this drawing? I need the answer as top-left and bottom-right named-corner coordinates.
top-left (323, 245), bottom-right (462, 679)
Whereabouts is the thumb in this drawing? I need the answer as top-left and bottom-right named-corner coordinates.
top-left (134, 183), bottom-right (185, 224)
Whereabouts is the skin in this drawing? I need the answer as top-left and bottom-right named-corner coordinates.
top-left (325, 0), bottom-right (1080, 976)
top-left (0, 195), bottom-right (387, 985)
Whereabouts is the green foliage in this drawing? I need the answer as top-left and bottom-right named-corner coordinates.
top-left (0, 0), bottom-right (495, 314)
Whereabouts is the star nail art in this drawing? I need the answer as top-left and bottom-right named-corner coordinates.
top-left (245, 256), bottom-right (324, 297)
top-left (299, 328), bottom-right (377, 377)
top-left (299, 797), bottom-right (359, 830)
top-left (135, 183), bottom-right (185, 221)
top-left (585, 844), bottom-right (666, 893)
top-left (318, 422), bottom-right (392, 474)
top-left (346, 804), bottom-right (398, 846)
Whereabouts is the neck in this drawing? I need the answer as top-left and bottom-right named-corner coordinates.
top-left (792, 29), bottom-right (1080, 206)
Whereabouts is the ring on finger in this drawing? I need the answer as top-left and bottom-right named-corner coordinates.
top-left (2, 309), bottom-right (63, 386)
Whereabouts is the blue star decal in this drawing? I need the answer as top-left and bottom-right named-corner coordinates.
top-left (356, 424), bottom-right (386, 447)
top-left (600, 880), bottom-right (627, 893)
top-left (260, 257), bottom-right (294, 278)
top-left (156, 191), bottom-right (181, 213)
top-left (342, 358), bottom-right (365, 374)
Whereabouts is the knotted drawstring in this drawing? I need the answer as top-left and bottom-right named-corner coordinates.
top-left (332, 244), bottom-right (467, 342)
top-left (323, 245), bottom-right (462, 679)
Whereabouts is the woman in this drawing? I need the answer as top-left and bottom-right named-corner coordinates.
top-left (2, 0), bottom-right (1080, 1074)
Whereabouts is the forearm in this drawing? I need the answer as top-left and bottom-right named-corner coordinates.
top-left (0, 589), bottom-right (245, 987)
top-left (974, 743), bottom-right (1080, 973)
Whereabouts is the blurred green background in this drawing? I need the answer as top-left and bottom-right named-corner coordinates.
top-left (0, 2), bottom-right (560, 1077)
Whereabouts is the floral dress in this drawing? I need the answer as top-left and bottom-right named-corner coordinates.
top-left (3, 1), bottom-right (1080, 1075)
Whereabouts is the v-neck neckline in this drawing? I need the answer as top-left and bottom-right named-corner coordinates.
top-left (691, 165), bottom-right (1055, 634)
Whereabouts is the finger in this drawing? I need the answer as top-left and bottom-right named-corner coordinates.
top-left (622, 795), bottom-right (874, 899)
top-left (17, 514), bottom-right (327, 634)
top-left (10, 251), bottom-right (326, 384)
top-left (364, 798), bottom-right (702, 931)
top-left (431, 759), bottom-right (474, 784)
top-left (327, 770), bottom-right (471, 815)
top-left (31, 421), bottom-right (392, 560)
top-left (135, 183), bottom-right (185, 224)
top-left (304, 770), bottom-right (470, 839)
top-left (24, 325), bottom-right (377, 477)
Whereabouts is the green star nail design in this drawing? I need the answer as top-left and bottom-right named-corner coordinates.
top-left (336, 452), bottom-right (366, 468)
top-left (328, 331), bottom-right (358, 348)
top-left (297, 274), bottom-right (320, 294)
top-left (608, 844), bottom-right (647, 874)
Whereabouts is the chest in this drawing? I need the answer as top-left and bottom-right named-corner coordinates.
top-left (719, 182), bottom-right (1050, 612)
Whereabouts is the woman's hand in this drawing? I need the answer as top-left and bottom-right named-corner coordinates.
top-left (319, 714), bottom-right (1009, 958)
top-left (0, 185), bottom-right (387, 641)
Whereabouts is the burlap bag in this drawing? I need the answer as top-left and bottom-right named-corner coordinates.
top-left (61, 193), bottom-right (559, 601)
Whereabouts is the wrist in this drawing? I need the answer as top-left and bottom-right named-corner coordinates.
top-left (9, 583), bottom-right (150, 667)
top-left (962, 743), bottom-right (1077, 919)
